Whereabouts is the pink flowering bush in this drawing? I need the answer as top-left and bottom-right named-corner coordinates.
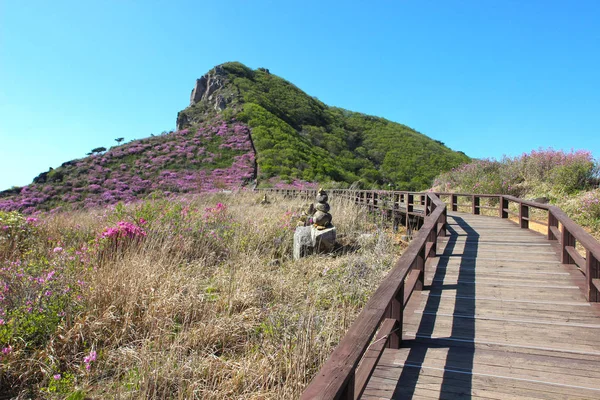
top-left (568, 189), bottom-right (600, 230)
top-left (433, 148), bottom-right (598, 197)
top-left (101, 221), bottom-right (147, 240)
top-left (98, 220), bottom-right (147, 259)
top-left (0, 119), bottom-right (257, 214)
top-left (83, 349), bottom-right (97, 371)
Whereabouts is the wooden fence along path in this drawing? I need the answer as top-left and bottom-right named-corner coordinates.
top-left (264, 189), bottom-right (600, 399)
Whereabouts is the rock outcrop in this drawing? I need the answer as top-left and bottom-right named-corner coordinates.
top-left (189, 65), bottom-right (228, 108)
top-left (177, 65), bottom-right (237, 130)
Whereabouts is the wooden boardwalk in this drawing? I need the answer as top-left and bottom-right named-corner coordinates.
top-left (361, 211), bottom-right (600, 399)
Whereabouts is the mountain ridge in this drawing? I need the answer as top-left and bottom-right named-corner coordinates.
top-left (0, 62), bottom-right (470, 214)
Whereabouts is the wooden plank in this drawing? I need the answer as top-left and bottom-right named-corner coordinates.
top-left (369, 363), bottom-right (600, 399)
top-left (367, 362), bottom-right (600, 399)
top-left (549, 225), bottom-right (561, 242)
top-left (384, 343), bottom-right (600, 374)
top-left (415, 310), bottom-right (600, 329)
top-left (403, 330), bottom-right (600, 355)
top-left (565, 245), bottom-right (586, 270)
top-left (416, 299), bottom-right (598, 316)
top-left (403, 269), bottom-right (420, 306)
top-left (378, 356), bottom-right (600, 390)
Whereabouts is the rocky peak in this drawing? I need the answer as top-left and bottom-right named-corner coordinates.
top-left (177, 65), bottom-right (239, 130)
top-left (189, 65), bottom-right (228, 109)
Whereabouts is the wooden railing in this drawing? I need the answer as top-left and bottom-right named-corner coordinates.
top-left (262, 189), bottom-right (446, 399)
top-left (259, 188), bottom-right (600, 399)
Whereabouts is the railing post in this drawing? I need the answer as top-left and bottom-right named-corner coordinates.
top-left (586, 251), bottom-right (599, 302)
top-left (386, 283), bottom-right (404, 349)
top-left (407, 194), bottom-right (414, 213)
top-left (548, 210), bottom-right (559, 241)
top-left (561, 227), bottom-right (575, 264)
top-left (472, 195), bottom-right (480, 215)
top-left (427, 228), bottom-right (437, 258)
top-left (451, 194), bottom-right (458, 212)
top-left (519, 203), bottom-right (529, 229)
top-left (425, 195), bottom-right (432, 216)
top-left (415, 246), bottom-right (425, 291)
top-left (439, 207), bottom-right (447, 237)
top-left (500, 196), bottom-right (509, 218)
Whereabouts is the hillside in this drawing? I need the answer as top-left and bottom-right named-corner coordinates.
top-left (1, 62), bottom-right (469, 214)
top-left (0, 119), bottom-right (255, 213)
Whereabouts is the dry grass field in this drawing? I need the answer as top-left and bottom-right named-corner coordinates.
top-left (0, 192), bottom-right (403, 399)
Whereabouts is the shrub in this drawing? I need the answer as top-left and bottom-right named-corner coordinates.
top-left (579, 189), bottom-right (600, 229)
top-left (433, 148), bottom-right (598, 197)
top-left (0, 211), bottom-right (38, 260)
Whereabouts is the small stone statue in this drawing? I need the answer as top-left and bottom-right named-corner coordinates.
top-left (313, 188), bottom-right (332, 230)
top-left (260, 194), bottom-right (270, 205)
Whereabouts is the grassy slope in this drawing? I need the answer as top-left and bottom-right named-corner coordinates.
top-left (178, 62), bottom-right (471, 190)
top-left (0, 192), bottom-right (401, 398)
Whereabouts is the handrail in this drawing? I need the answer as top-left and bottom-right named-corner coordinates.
top-left (261, 188), bottom-right (446, 399)
top-left (259, 188), bottom-right (600, 398)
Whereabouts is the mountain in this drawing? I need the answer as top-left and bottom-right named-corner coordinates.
top-left (0, 62), bottom-right (469, 214)
top-left (177, 62), bottom-right (470, 189)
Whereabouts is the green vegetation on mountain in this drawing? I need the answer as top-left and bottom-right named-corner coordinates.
top-left (178, 62), bottom-right (470, 190)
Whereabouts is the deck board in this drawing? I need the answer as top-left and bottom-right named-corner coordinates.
top-left (361, 212), bottom-right (600, 399)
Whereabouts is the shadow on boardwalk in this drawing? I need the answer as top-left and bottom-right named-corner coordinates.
top-left (392, 215), bottom-right (477, 399)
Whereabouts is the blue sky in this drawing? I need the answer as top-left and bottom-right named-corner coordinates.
top-left (1, 0), bottom-right (599, 190)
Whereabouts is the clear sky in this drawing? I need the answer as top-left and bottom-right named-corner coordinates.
top-left (1, 0), bottom-right (599, 190)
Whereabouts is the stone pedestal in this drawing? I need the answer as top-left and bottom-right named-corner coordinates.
top-left (311, 226), bottom-right (337, 253)
top-left (293, 226), bottom-right (337, 260)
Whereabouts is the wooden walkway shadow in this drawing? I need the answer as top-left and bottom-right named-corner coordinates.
top-left (362, 212), bottom-right (600, 400)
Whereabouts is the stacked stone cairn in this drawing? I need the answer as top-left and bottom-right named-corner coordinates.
top-left (293, 189), bottom-right (337, 259)
top-left (313, 189), bottom-right (332, 229)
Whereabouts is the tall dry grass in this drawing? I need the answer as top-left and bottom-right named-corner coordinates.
top-left (1, 192), bottom-right (402, 399)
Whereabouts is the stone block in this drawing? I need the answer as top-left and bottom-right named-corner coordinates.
top-left (293, 226), bottom-right (314, 260)
top-left (311, 226), bottom-right (337, 253)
